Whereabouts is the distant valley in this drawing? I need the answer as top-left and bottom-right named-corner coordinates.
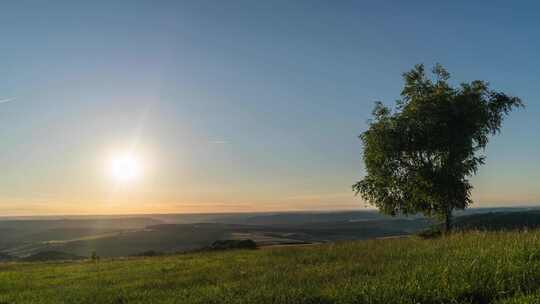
top-left (1, 207), bottom-right (539, 260)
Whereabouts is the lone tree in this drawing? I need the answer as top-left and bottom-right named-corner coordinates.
top-left (353, 64), bottom-right (523, 232)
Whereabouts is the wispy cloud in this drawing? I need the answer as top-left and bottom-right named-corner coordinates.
top-left (0, 98), bottom-right (15, 104)
top-left (210, 140), bottom-right (229, 144)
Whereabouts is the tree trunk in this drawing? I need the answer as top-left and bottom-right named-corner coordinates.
top-left (444, 208), bottom-right (452, 234)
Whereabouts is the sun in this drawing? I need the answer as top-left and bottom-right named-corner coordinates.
top-left (110, 153), bottom-right (142, 183)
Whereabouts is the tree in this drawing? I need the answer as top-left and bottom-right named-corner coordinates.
top-left (353, 64), bottom-right (523, 232)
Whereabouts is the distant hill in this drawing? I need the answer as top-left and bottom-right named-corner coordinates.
top-left (0, 217), bottom-right (163, 232)
top-left (217, 211), bottom-right (395, 226)
top-left (0, 219), bottom-right (432, 258)
top-left (5, 209), bottom-right (540, 260)
top-left (454, 211), bottom-right (540, 230)
top-left (0, 252), bottom-right (13, 261)
top-left (21, 251), bottom-right (85, 262)
top-left (0, 217), bottom-right (164, 254)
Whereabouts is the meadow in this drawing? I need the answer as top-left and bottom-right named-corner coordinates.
top-left (2, 231), bottom-right (540, 303)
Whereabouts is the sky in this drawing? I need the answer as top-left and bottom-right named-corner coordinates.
top-left (0, 1), bottom-right (538, 215)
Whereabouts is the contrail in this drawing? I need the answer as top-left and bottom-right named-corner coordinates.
top-left (0, 98), bottom-right (14, 104)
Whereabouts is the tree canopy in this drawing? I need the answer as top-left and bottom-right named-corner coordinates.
top-left (353, 64), bottom-right (523, 231)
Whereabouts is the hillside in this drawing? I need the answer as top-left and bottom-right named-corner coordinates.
top-left (454, 211), bottom-right (540, 230)
top-left (1, 231), bottom-right (540, 303)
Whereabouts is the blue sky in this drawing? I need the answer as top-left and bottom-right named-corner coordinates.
top-left (0, 1), bottom-right (537, 215)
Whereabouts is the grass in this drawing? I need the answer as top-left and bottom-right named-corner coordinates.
top-left (3, 231), bottom-right (540, 303)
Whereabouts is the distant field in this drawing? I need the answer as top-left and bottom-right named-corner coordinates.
top-left (3, 231), bottom-right (540, 303)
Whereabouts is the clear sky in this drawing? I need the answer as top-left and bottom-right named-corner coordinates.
top-left (0, 1), bottom-right (538, 215)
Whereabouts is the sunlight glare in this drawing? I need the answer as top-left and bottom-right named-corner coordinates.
top-left (110, 153), bottom-right (142, 183)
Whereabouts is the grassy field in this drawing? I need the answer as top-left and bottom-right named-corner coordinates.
top-left (3, 232), bottom-right (540, 303)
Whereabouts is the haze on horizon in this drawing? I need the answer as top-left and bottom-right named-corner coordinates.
top-left (0, 1), bottom-right (538, 216)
